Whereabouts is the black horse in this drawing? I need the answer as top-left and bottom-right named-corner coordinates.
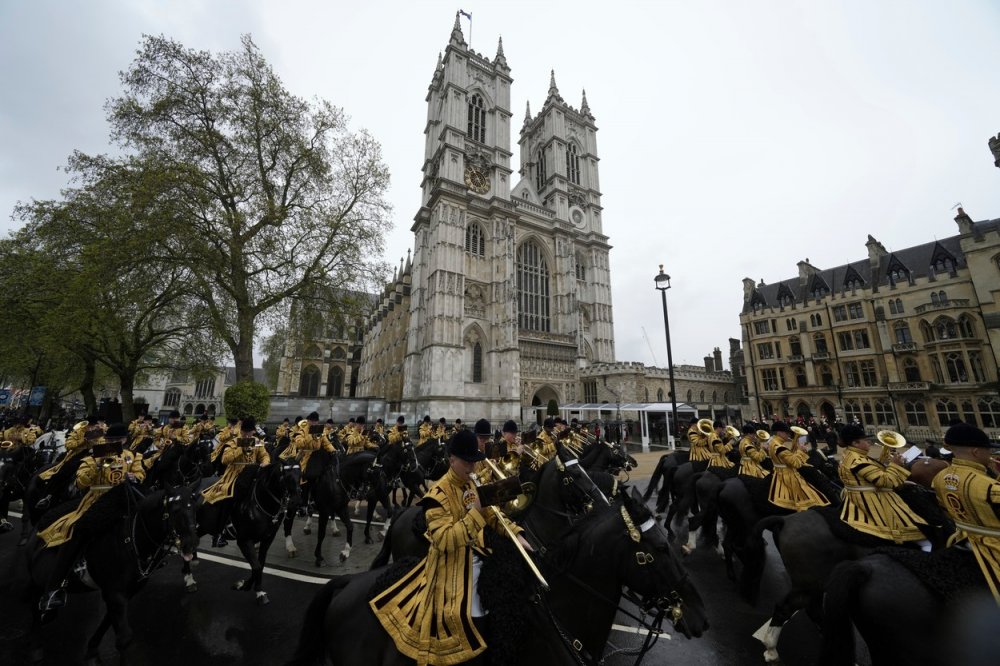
top-left (641, 449), bottom-right (689, 514)
top-left (1, 446), bottom-right (49, 544)
top-left (141, 439), bottom-right (214, 490)
top-left (181, 459), bottom-right (301, 604)
top-left (287, 484), bottom-right (708, 666)
top-left (26, 481), bottom-right (201, 663)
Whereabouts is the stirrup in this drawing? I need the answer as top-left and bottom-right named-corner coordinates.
top-left (35, 495), bottom-right (52, 511)
top-left (39, 589), bottom-right (67, 612)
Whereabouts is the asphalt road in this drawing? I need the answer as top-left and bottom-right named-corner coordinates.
top-left (0, 477), bottom-right (854, 666)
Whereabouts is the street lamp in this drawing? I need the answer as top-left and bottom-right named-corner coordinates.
top-left (654, 265), bottom-right (678, 446)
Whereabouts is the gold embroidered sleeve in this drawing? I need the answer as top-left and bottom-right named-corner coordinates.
top-left (776, 446), bottom-right (806, 469)
top-left (128, 454), bottom-right (146, 482)
top-left (426, 503), bottom-right (487, 552)
top-left (76, 458), bottom-right (98, 489)
top-left (855, 461), bottom-right (908, 489)
top-left (221, 442), bottom-right (244, 466)
top-left (257, 446), bottom-right (271, 466)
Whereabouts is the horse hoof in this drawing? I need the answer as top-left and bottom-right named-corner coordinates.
top-left (364, 536), bottom-right (373, 545)
top-left (232, 580), bottom-right (246, 591)
top-left (315, 558), bottom-right (325, 568)
top-left (302, 527), bottom-right (311, 535)
top-left (339, 552), bottom-right (348, 563)
top-left (256, 592), bottom-right (270, 606)
top-left (331, 528), bottom-right (341, 537)
top-left (186, 583), bottom-right (198, 593)
top-left (287, 549), bottom-right (297, 559)
top-left (681, 544), bottom-right (693, 556)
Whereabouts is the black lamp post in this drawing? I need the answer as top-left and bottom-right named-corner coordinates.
top-left (655, 265), bottom-right (679, 445)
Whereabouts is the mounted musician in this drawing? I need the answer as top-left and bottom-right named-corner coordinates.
top-left (931, 423), bottom-right (1000, 602)
top-left (337, 418), bottom-right (355, 444)
top-left (369, 429), bottom-right (531, 666)
top-left (144, 410), bottom-right (191, 467)
top-left (274, 417), bottom-right (292, 443)
top-left (35, 419), bottom-right (107, 512)
top-left (387, 415), bottom-right (408, 446)
top-left (418, 415), bottom-right (434, 446)
top-left (345, 416), bottom-right (378, 455)
top-left (190, 413), bottom-right (216, 443)
top-left (202, 418), bottom-right (270, 547)
top-left (37, 423), bottom-right (145, 613)
top-left (707, 421), bottom-right (736, 472)
top-left (836, 425), bottom-right (928, 546)
top-left (374, 418), bottom-right (385, 438)
top-left (536, 417), bottom-right (558, 460)
top-left (127, 414), bottom-right (155, 451)
top-left (2, 415), bottom-right (42, 458)
top-left (433, 417), bottom-right (449, 442)
top-left (766, 421), bottom-right (829, 511)
top-left (737, 424), bottom-right (770, 478)
top-left (686, 417), bottom-right (713, 465)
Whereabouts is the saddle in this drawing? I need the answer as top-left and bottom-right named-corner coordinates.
top-left (814, 505), bottom-right (900, 549)
top-left (878, 545), bottom-right (984, 605)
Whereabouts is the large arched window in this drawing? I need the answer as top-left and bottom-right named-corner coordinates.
top-left (978, 397), bottom-right (1000, 428)
top-left (813, 332), bottom-right (828, 353)
top-left (467, 94), bottom-right (486, 143)
top-left (303, 344), bottom-right (322, 358)
top-left (516, 240), bottom-right (551, 332)
top-left (903, 358), bottom-right (921, 382)
top-left (959, 315), bottom-right (975, 338)
top-left (904, 400), bottom-right (928, 426)
top-left (566, 143), bottom-right (580, 184)
top-left (465, 222), bottom-right (486, 256)
top-left (327, 366), bottom-right (344, 397)
top-left (194, 377), bottom-right (215, 398)
top-left (164, 388), bottom-right (181, 407)
top-left (299, 364), bottom-right (321, 397)
top-left (946, 352), bottom-right (968, 383)
top-left (535, 148), bottom-right (547, 191)
top-left (936, 399), bottom-right (960, 426)
top-left (472, 342), bottom-right (483, 383)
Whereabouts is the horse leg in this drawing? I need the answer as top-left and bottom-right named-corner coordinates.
top-left (330, 516), bottom-right (341, 537)
top-left (84, 611), bottom-right (114, 665)
top-left (18, 510), bottom-right (33, 547)
top-left (336, 504), bottom-right (354, 562)
top-left (302, 511), bottom-right (312, 535)
top-left (181, 557), bottom-right (197, 593)
top-left (378, 492), bottom-right (392, 540)
top-left (253, 533), bottom-right (277, 606)
top-left (753, 589), bottom-right (810, 664)
top-left (232, 537), bottom-right (260, 593)
top-left (283, 507), bottom-right (298, 558)
top-left (102, 588), bottom-right (134, 659)
top-left (314, 513), bottom-right (328, 567)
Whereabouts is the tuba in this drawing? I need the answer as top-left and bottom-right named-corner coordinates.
top-left (756, 429), bottom-right (771, 443)
top-left (696, 419), bottom-right (715, 436)
top-left (876, 430), bottom-right (907, 465)
top-left (725, 425), bottom-right (740, 441)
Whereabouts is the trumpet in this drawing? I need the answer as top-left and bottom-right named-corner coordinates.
top-left (876, 430), bottom-right (907, 465)
top-left (469, 469), bottom-right (549, 591)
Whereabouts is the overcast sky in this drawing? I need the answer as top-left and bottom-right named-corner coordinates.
top-left (4, 1), bottom-right (1000, 371)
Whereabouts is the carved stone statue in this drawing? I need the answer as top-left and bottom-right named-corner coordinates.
top-left (989, 133), bottom-right (1000, 168)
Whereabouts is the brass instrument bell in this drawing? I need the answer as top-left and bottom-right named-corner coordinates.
top-left (696, 419), bottom-right (715, 436)
top-left (724, 425), bottom-right (740, 441)
top-left (756, 429), bottom-right (771, 443)
top-left (876, 430), bottom-right (906, 464)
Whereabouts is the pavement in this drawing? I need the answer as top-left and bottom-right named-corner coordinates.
top-left (0, 455), bottom-right (866, 665)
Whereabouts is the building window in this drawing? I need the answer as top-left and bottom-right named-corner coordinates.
top-left (933, 257), bottom-right (954, 273)
top-left (903, 358), bottom-right (921, 382)
top-left (467, 94), bottom-right (486, 143)
top-left (575, 254), bottom-right (586, 281)
top-left (904, 400), bottom-right (928, 426)
top-left (894, 322), bottom-right (912, 344)
top-left (844, 361), bottom-right (861, 387)
top-left (889, 268), bottom-right (909, 283)
top-left (795, 366), bottom-right (807, 388)
top-left (838, 332), bottom-right (854, 351)
top-left (810, 313), bottom-right (822, 327)
top-left (863, 401), bottom-right (874, 426)
top-left (687, 390), bottom-right (693, 403)
top-left (753, 320), bottom-right (771, 335)
top-left (820, 365), bottom-right (834, 386)
top-left (790, 337), bottom-right (802, 356)
top-left (756, 342), bottom-right (775, 360)
top-left (844, 399), bottom-right (861, 424)
top-left (978, 397), bottom-right (1000, 428)
top-left (813, 332), bottom-right (828, 353)
top-left (959, 315), bottom-right (975, 338)
top-left (860, 360), bottom-right (878, 386)
top-left (945, 352), bottom-right (968, 383)
top-left (535, 148), bottom-right (547, 191)
top-left (516, 240), bottom-right (551, 332)
top-left (938, 290), bottom-right (947, 305)
top-left (962, 401), bottom-right (976, 426)
top-left (848, 302), bottom-right (864, 319)
top-left (566, 143), bottom-right (580, 184)
top-left (472, 342), bottom-right (483, 383)
top-left (331, 347), bottom-right (346, 360)
top-left (465, 222), bottom-right (486, 256)
top-left (833, 305), bottom-right (847, 322)
top-left (893, 298), bottom-right (903, 314)
top-left (657, 388), bottom-right (664, 402)
top-left (583, 380), bottom-right (598, 403)
top-left (299, 364), bottom-right (321, 397)
top-left (194, 377), bottom-right (216, 399)
top-left (889, 299), bottom-right (897, 315)
top-left (935, 318), bottom-right (957, 340)
top-left (164, 388), bottom-right (181, 407)
top-left (184, 403), bottom-right (193, 415)
top-left (936, 399), bottom-right (961, 426)
top-left (874, 399), bottom-right (893, 425)
top-left (761, 368), bottom-right (780, 391)
top-left (327, 366), bottom-right (343, 397)
top-left (970, 351), bottom-right (985, 382)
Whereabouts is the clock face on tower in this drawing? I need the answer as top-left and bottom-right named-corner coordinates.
top-left (464, 167), bottom-right (490, 195)
top-left (571, 208), bottom-right (586, 230)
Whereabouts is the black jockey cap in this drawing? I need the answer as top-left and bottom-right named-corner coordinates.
top-left (713, 420), bottom-right (724, 429)
top-left (839, 425), bottom-right (867, 446)
top-left (396, 415), bottom-right (405, 424)
top-left (543, 417), bottom-right (555, 429)
top-left (474, 419), bottom-right (491, 436)
top-left (439, 417), bottom-right (447, 424)
top-left (689, 416), bottom-right (699, 425)
top-left (502, 420), bottom-right (519, 434)
top-left (356, 416), bottom-right (366, 426)
top-left (306, 412), bottom-right (320, 422)
top-left (240, 418), bottom-right (256, 433)
top-left (227, 416), bottom-right (239, 425)
top-left (326, 418), bottom-right (335, 425)
top-left (944, 423), bottom-right (998, 449)
top-left (741, 424), bottom-right (755, 434)
top-left (449, 430), bottom-right (486, 463)
top-left (423, 415), bottom-right (430, 423)
top-left (169, 410), bottom-right (181, 419)
top-left (282, 417), bottom-right (290, 423)
top-left (143, 414), bottom-right (153, 421)
top-left (348, 417), bottom-right (355, 424)
top-left (200, 413), bottom-right (210, 421)
top-left (570, 418), bottom-right (579, 426)
top-left (455, 418), bottom-right (462, 426)
top-left (104, 423), bottom-right (128, 440)
top-left (770, 421), bottom-right (790, 434)
top-left (376, 418), bottom-right (383, 425)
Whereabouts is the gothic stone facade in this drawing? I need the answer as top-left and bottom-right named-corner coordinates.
top-left (358, 17), bottom-right (615, 423)
top-left (740, 208), bottom-right (1000, 441)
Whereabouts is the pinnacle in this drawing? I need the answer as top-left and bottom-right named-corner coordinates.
top-left (496, 35), bottom-right (505, 58)
top-left (524, 100), bottom-right (531, 124)
top-left (581, 88), bottom-right (591, 116)
top-left (449, 11), bottom-right (466, 46)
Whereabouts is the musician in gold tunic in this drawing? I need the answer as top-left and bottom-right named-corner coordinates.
top-left (836, 425), bottom-right (927, 545)
top-left (535, 417), bottom-right (558, 461)
top-left (143, 410), bottom-right (191, 467)
top-left (345, 416), bottom-right (378, 455)
top-left (2, 415), bottom-right (41, 453)
top-left (370, 430), bottom-right (529, 665)
top-left (202, 419), bottom-right (269, 546)
top-left (37, 424), bottom-right (145, 612)
top-left (686, 418), bottom-right (712, 463)
top-left (707, 421), bottom-right (735, 471)
top-left (35, 420), bottom-right (107, 512)
top-left (766, 421), bottom-right (829, 511)
top-left (931, 423), bottom-right (1000, 602)
top-left (418, 416), bottom-right (434, 446)
top-left (388, 416), bottom-right (408, 446)
top-left (737, 425), bottom-right (770, 478)
top-left (434, 418), bottom-right (449, 442)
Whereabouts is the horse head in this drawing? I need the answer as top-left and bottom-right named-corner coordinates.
top-left (277, 459), bottom-right (302, 505)
top-left (159, 479), bottom-right (203, 563)
top-left (617, 487), bottom-right (708, 638)
top-left (605, 440), bottom-right (637, 475)
top-left (554, 441), bottom-right (611, 511)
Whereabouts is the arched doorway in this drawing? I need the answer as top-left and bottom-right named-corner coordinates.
top-left (531, 385), bottom-right (560, 425)
top-left (796, 402), bottom-right (812, 418)
top-left (820, 401), bottom-right (836, 424)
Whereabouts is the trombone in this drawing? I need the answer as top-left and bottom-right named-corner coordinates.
top-left (470, 464), bottom-right (549, 591)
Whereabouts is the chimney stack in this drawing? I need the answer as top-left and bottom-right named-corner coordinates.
top-left (704, 355), bottom-right (714, 373)
top-left (713, 347), bottom-right (723, 372)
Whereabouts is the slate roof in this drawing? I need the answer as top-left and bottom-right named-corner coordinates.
top-left (740, 222), bottom-right (999, 314)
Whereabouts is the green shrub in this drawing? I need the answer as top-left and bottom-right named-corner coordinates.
top-left (224, 380), bottom-right (270, 421)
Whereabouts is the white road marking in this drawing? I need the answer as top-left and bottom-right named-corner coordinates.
top-left (9, 510), bottom-right (659, 638)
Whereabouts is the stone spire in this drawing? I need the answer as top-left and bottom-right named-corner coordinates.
top-left (523, 99), bottom-right (531, 125)
top-left (580, 88), bottom-right (592, 118)
top-left (494, 35), bottom-right (509, 71)
top-left (547, 69), bottom-right (564, 103)
top-left (449, 11), bottom-right (466, 47)
top-left (405, 248), bottom-right (412, 273)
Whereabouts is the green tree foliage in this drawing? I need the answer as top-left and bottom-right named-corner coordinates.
top-left (224, 380), bottom-right (270, 421)
top-left (108, 35), bottom-right (393, 382)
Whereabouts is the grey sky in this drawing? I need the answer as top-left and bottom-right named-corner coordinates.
top-left (3, 1), bottom-right (1000, 370)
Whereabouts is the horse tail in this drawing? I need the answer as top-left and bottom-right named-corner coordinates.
top-left (286, 575), bottom-right (352, 666)
top-left (370, 506), bottom-right (403, 569)
top-left (818, 559), bottom-right (871, 666)
top-left (740, 515), bottom-right (785, 605)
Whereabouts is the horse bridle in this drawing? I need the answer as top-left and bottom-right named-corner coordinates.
top-left (250, 462), bottom-right (298, 525)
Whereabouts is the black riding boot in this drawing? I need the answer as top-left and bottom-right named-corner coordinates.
top-left (39, 536), bottom-right (89, 617)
